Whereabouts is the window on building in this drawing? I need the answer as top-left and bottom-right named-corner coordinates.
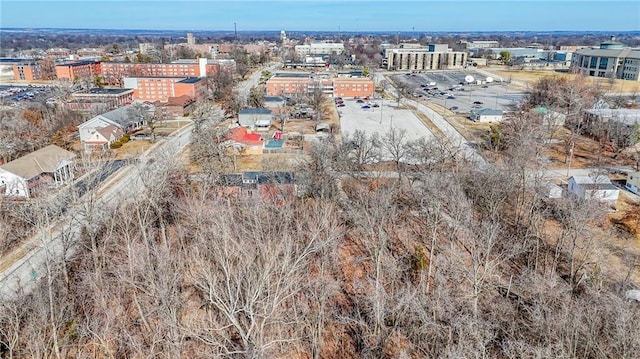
top-left (598, 57), bottom-right (608, 70)
top-left (589, 57), bottom-right (598, 69)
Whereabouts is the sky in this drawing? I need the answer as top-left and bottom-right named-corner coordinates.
top-left (0, 0), bottom-right (639, 32)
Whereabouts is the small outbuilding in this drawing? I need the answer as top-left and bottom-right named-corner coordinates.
top-left (469, 108), bottom-right (503, 123)
top-left (567, 175), bottom-right (619, 204)
top-left (625, 171), bottom-right (640, 195)
top-left (239, 108), bottom-right (273, 130)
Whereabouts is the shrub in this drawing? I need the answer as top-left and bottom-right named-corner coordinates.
top-left (120, 134), bottom-right (130, 143)
top-left (110, 141), bottom-right (122, 149)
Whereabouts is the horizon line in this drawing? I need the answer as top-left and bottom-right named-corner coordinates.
top-left (1, 27), bottom-right (639, 34)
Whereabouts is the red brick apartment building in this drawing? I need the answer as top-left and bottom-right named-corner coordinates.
top-left (333, 77), bottom-right (374, 98)
top-left (12, 62), bottom-right (42, 80)
top-left (266, 72), bottom-right (374, 98)
top-left (101, 59), bottom-right (221, 85)
top-left (123, 76), bottom-right (207, 102)
top-left (66, 88), bottom-right (134, 112)
top-left (55, 60), bottom-right (101, 81)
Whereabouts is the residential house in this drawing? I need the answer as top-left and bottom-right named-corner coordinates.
top-left (238, 108), bottom-right (273, 131)
top-left (226, 126), bottom-right (264, 155)
top-left (0, 145), bottom-right (76, 198)
top-left (567, 175), bottom-right (620, 204)
top-left (626, 171), bottom-right (640, 195)
top-left (155, 95), bottom-right (196, 117)
top-left (78, 104), bottom-right (150, 152)
top-left (218, 172), bottom-right (296, 203)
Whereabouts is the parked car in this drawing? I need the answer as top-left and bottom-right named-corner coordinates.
top-left (447, 96), bottom-right (456, 99)
top-left (356, 99), bottom-right (365, 103)
top-left (473, 101), bottom-right (483, 105)
top-left (361, 105), bottom-right (371, 109)
top-left (371, 103), bottom-right (380, 107)
top-left (481, 85), bottom-right (489, 88)
top-left (337, 103), bottom-right (345, 107)
top-left (449, 106), bottom-right (459, 111)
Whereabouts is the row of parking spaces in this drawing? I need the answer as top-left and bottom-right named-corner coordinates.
top-left (0, 85), bottom-right (51, 107)
top-left (337, 98), bottom-right (435, 161)
top-left (391, 72), bottom-right (525, 114)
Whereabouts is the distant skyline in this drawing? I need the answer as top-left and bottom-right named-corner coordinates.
top-left (1, 1), bottom-right (639, 32)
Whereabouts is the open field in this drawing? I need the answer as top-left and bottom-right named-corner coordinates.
top-left (487, 67), bottom-right (640, 93)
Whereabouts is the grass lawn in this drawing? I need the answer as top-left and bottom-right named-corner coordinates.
top-left (114, 139), bottom-right (152, 159)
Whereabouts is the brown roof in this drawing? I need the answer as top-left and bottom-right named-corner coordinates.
top-left (167, 95), bottom-right (195, 107)
top-left (96, 124), bottom-right (124, 141)
top-left (0, 145), bottom-right (76, 180)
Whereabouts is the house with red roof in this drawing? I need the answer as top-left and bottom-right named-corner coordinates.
top-left (226, 126), bottom-right (264, 155)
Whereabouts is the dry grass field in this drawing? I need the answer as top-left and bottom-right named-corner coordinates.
top-left (488, 66), bottom-right (640, 93)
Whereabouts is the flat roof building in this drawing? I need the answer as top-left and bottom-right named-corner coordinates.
top-left (67, 87), bottom-right (134, 112)
top-left (123, 76), bottom-right (206, 103)
top-left (383, 44), bottom-right (467, 71)
top-left (571, 37), bottom-right (640, 81)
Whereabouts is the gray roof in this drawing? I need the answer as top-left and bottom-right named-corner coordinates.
top-left (98, 104), bottom-right (154, 127)
top-left (177, 77), bottom-right (203, 84)
top-left (239, 108), bottom-right (272, 115)
top-left (585, 108), bottom-right (640, 126)
top-left (0, 145), bottom-right (76, 180)
top-left (574, 48), bottom-right (640, 59)
top-left (471, 108), bottom-right (503, 116)
top-left (569, 175), bottom-right (618, 191)
top-left (73, 88), bottom-right (134, 96)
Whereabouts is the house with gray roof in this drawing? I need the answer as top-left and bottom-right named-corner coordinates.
top-left (238, 108), bottom-right (273, 131)
top-left (78, 103), bottom-right (151, 152)
top-left (567, 175), bottom-right (619, 204)
top-left (0, 145), bottom-right (76, 198)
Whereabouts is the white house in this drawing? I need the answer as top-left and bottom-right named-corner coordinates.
top-left (0, 145), bottom-right (76, 198)
top-left (625, 171), bottom-right (640, 195)
top-left (78, 104), bottom-right (149, 152)
top-left (567, 175), bottom-right (619, 204)
top-left (469, 108), bottom-right (504, 123)
top-left (238, 108), bottom-right (273, 131)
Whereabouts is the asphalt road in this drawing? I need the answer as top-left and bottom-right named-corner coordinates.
top-left (0, 123), bottom-right (193, 299)
top-left (0, 65), bottom-right (273, 299)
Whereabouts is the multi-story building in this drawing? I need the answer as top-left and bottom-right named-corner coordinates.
top-left (123, 76), bottom-right (206, 102)
top-left (383, 44), bottom-right (468, 71)
top-left (266, 72), bottom-right (374, 98)
top-left (66, 88), bottom-right (135, 112)
top-left (187, 32), bottom-right (196, 45)
top-left (460, 40), bottom-right (499, 49)
top-left (295, 43), bottom-right (345, 57)
top-left (46, 48), bottom-right (71, 58)
top-left (101, 58), bottom-right (226, 85)
top-left (332, 77), bottom-right (374, 98)
top-left (55, 60), bottom-right (101, 81)
top-left (12, 61), bottom-right (42, 80)
top-left (76, 48), bottom-right (106, 58)
top-left (571, 37), bottom-right (640, 81)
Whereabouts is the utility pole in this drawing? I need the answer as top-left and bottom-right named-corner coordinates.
top-left (566, 141), bottom-right (574, 177)
top-left (234, 22), bottom-right (237, 39)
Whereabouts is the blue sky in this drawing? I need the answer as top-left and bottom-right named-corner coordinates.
top-left (1, 1), bottom-right (638, 32)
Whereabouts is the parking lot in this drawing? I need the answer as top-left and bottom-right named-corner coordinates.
top-left (337, 96), bottom-right (435, 159)
top-left (391, 71), bottom-right (526, 114)
top-left (0, 84), bottom-right (51, 107)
